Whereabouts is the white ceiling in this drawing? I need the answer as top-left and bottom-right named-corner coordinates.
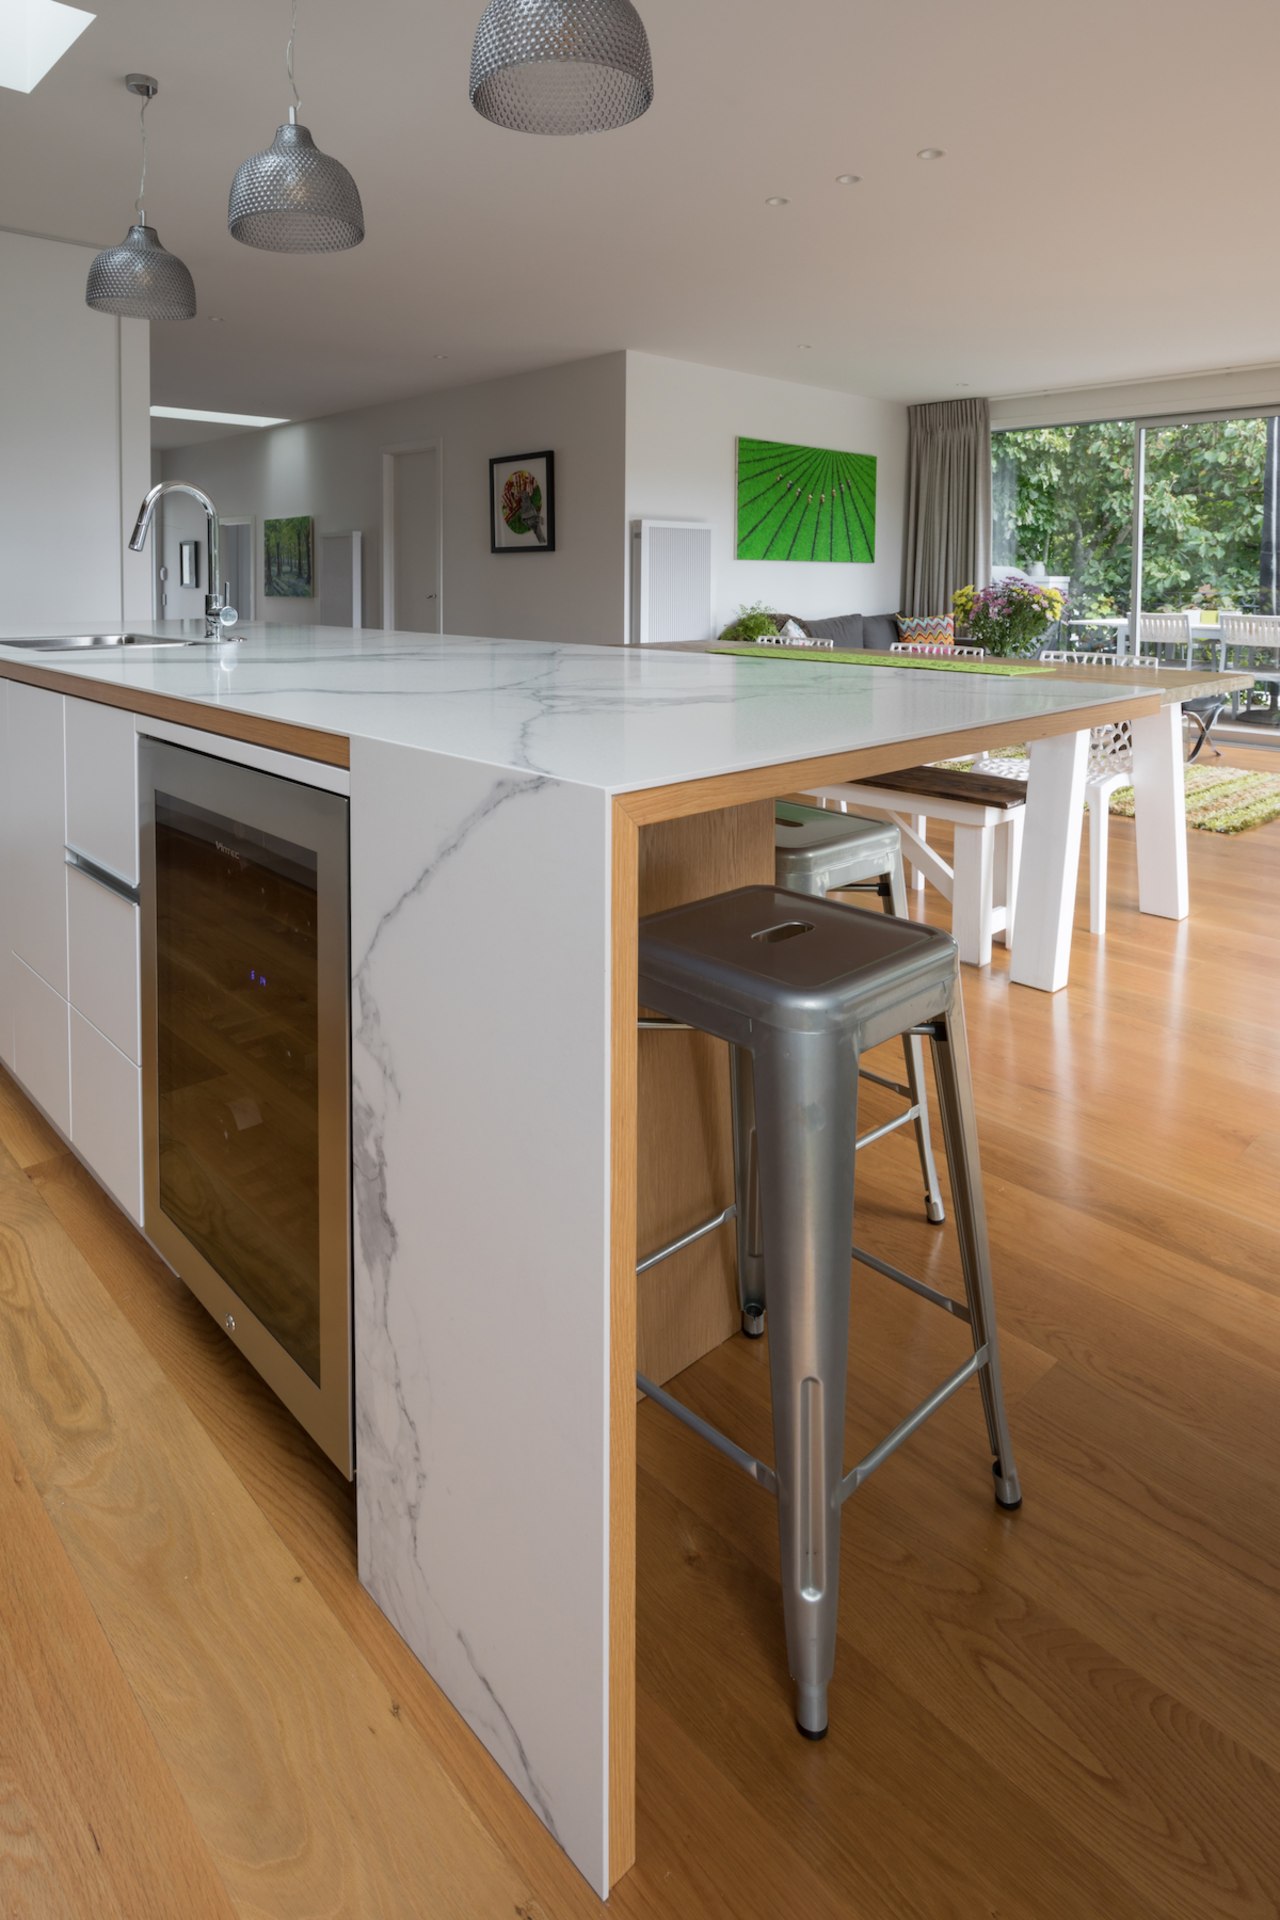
top-left (2, 0), bottom-right (1278, 427)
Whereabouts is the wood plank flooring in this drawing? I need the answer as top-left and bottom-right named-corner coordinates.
top-left (1, 748), bottom-right (1278, 1917)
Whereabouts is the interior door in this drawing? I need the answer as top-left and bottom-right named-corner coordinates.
top-left (221, 521), bottom-right (253, 621)
top-left (391, 449), bottom-right (441, 632)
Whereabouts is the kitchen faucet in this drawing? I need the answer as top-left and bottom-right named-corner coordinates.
top-left (129, 481), bottom-right (232, 639)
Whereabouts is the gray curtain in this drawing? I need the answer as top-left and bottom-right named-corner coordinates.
top-left (900, 397), bottom-right (992, 617)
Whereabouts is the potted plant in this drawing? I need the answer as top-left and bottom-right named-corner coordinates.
top-left (718, 600), bottom-right (784, 644)
top-left (952, 579), bottom-right (1066, 656)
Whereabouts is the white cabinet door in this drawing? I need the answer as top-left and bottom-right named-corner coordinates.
top-left (70, 1008), bottom-right (141, 1223)
top-left (10, 954), bottom-right (70, 1136)
top-left (67, 865), bottom-right (140, 1064)
top-left (7, 680), bottom-right (67, 996)
top-left (65, 698), bottom-right (138, 885)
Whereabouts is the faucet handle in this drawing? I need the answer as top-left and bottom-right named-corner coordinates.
top-left (218, 603), bottom-right (239, 628)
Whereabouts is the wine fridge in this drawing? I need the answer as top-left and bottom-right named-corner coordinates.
top-left (140, 738), bottom-right (353, 1475)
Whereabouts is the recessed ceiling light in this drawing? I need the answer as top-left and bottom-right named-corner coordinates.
top-left (0, 0), bottom-right (94, 95)
top-left (150, 406), bottom-right (290, 428)
top-left (433, 353), bottom-right (449, 360)
top-left (764, 195), bottom-right (789, 206)
top-left (797, 343), bottom-right (813, 351)
top-left (835, 173), bottom-right (861, 185)
top-left (916, 148), bottom-right (946, 161)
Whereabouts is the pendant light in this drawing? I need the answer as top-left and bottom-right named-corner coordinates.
top-left (469, 0), bottom-right (654, 136)
top-left (86, 75), bottom-right (196, 321)
top-left (228, 0), bottom-right (364, 253)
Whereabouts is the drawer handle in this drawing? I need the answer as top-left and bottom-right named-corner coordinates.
top-left (65, 846), bottom-right (140, 907)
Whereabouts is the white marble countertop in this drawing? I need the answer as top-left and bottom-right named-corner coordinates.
top-left (0, 622), bottom-right (1152, 793)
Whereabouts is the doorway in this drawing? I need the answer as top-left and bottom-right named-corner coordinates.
top-left (382, 445), bottom-right (442, 633)
top-left (221, 519), bottom-right (254, 622)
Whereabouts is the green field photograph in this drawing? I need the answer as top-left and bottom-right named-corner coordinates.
top-left (736, 436), bottom-right (877, 563)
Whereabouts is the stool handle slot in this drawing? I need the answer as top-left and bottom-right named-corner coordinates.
top-left (751, 919), bottom-right (815, 945)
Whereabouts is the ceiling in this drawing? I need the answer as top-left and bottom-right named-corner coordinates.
top-left (2, 0), bottom-right (1278, 427)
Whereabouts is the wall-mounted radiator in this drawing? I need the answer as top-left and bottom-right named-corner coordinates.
top-left (629, 519), bottom-right (713, 646)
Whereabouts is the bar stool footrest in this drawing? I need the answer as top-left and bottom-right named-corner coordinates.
top-left (852, 1244), bottom-right (972, 1321)
top-left (839, 1349), bottom-right (987, 1502)
top-left (637, 1373), bottom-right (778, 1494)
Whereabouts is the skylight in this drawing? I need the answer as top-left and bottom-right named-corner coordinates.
top-left (0, 1), bottom-right (95, 95)
top-left (151, 407), bottom-right (291, 429)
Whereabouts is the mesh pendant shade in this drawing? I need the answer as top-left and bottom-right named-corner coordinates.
top-left (228, 121), bottom-right (364, 252)
top-left (470, 0), bottom-right (654, 135)
top-left (85, 224), bottom-right (197, 320)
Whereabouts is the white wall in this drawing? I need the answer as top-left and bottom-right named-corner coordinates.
top-left (0, 230), bottom-right (151, 636)
top-left (160, 353), bottom-right (628, 644)
top-left (624, 352), bottom-right (908, 635)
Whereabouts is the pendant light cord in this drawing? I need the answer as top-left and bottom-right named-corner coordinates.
top-left (134, 93), bottom-right (149, 221)
top-left (286, 0), bottom-right (301, 123)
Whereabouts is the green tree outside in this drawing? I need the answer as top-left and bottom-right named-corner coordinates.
top-left (994, 418), bottom-right (1273, 617)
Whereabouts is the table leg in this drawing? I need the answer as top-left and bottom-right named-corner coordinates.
top-left (1131, 702), bottom-right (1189, 920)
top-left (1009, 729), bottom-right (1088, 993)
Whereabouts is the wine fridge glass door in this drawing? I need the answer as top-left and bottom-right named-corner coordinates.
top-left (140, 739), bottom-right (352, 1475)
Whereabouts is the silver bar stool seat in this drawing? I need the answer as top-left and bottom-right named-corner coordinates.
top-left (637, 885), bottom-right (1022, 1740)
top-left (774, 802), bottom-right (945, 1239)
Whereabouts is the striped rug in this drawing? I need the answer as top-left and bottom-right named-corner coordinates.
top-left (938, 754), bottom-right (1280, 835)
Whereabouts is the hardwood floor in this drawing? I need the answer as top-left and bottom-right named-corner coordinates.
top-left (2, 749), bottom-right (1278, 1917)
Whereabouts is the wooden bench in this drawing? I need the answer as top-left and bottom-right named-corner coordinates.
top-left (799, 765), bottom-right (1027, 968)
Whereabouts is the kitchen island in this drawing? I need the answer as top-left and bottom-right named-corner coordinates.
top-left (0, 624), bottom-right (1200, 1896)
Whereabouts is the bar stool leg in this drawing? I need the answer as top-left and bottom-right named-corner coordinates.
top-left (751, 1029), bottom-right (860, 1738)
top-left (729, 1045), bottom-right (766, 1336)
top-left (886, 850), bottom-right (946, 1225)
top-left (926, 989), bottom-right (1023, 1511)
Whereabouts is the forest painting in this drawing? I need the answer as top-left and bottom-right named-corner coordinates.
top-left (264, 516), bottom-right (314, 596)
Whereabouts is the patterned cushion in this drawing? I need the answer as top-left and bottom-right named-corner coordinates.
top-left (896, 614), bottom-right (954, 646)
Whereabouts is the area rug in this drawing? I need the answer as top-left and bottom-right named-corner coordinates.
top-left (937, 751), bottom-right (1280, 834)
top-left (1110, 765), bottom-right (1280, 834)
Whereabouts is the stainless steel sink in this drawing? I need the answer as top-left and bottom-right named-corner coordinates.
top-left (0, 632), bottom-right (191, 651)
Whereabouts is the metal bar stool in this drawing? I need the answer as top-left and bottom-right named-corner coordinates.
top-left (638, 807), bottom-right (946, 1308)
top-left (636, 885), bottom-right (1022, 1740)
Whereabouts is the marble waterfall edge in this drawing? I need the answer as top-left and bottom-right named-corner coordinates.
top-left (350, 737), bottom-right (614, 1893)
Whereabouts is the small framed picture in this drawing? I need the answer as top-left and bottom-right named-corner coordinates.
top-left (490, 450), bottom-right (555, 554)
top-left (179, 540), bottom-right (200, 588)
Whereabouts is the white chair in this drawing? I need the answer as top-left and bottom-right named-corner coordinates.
top-left (889, 641), bottom-right (987, 658)
top-left (1219, 611), bottom-right (1280, 720)
top-left (802, 768), bottom-right (1025, 968)
top-left (1133, 610), bottom-right (1193, 665)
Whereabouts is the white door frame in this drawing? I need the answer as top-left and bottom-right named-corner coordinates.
top-left (220, 515), bottom-right (255, 621)
top-left (382, 442), bottom-right (444, 632)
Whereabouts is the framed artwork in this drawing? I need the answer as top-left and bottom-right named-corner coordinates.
top-left (490, 451), bottom-right (555, 553)
top-left (179, 540), bottom-right (200, 588)
top-left (264, 515), bottom-right (315, 596)
top-left (736, 436), bottom-right (877, 563)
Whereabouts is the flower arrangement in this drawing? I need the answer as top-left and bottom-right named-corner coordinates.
top-left (952, 579), bottom-right (1066, 656)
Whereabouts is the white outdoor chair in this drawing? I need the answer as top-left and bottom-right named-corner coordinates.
top-left (1219, 612), bottom-right (1280, 721)
top-left (889, 642), bottom-right (987, 658)
top-left (1134, 610), bottom-right (1193, 665)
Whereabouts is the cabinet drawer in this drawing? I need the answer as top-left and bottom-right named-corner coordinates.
top-left (70, 1009), bottom-right (142, 1225)
top-left (65, 698), bottom-right (138, 885)
top-left (7, 681), bottom-right (67, 995)
top-left (67, 864), bottom-right (140, 1063)
top-left (10, 955), bottom-right (70, 1137)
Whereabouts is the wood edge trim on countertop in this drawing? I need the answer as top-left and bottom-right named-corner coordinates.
top-left (613, 694), bottom-right (1164, 827)
top-left (608, 796), bottom-right (639, 1887)
top-left (0, 661), bottom-right (350, 770)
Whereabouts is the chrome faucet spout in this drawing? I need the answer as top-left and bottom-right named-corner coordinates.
top-left (128, 481), bottom-right (225, 637)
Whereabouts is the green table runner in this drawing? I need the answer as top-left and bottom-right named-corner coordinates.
top-left (709, 644), bottom-right (1051, 676)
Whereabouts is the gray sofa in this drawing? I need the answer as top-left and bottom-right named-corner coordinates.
top-left (779, 612), bottom-right (901, 651)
